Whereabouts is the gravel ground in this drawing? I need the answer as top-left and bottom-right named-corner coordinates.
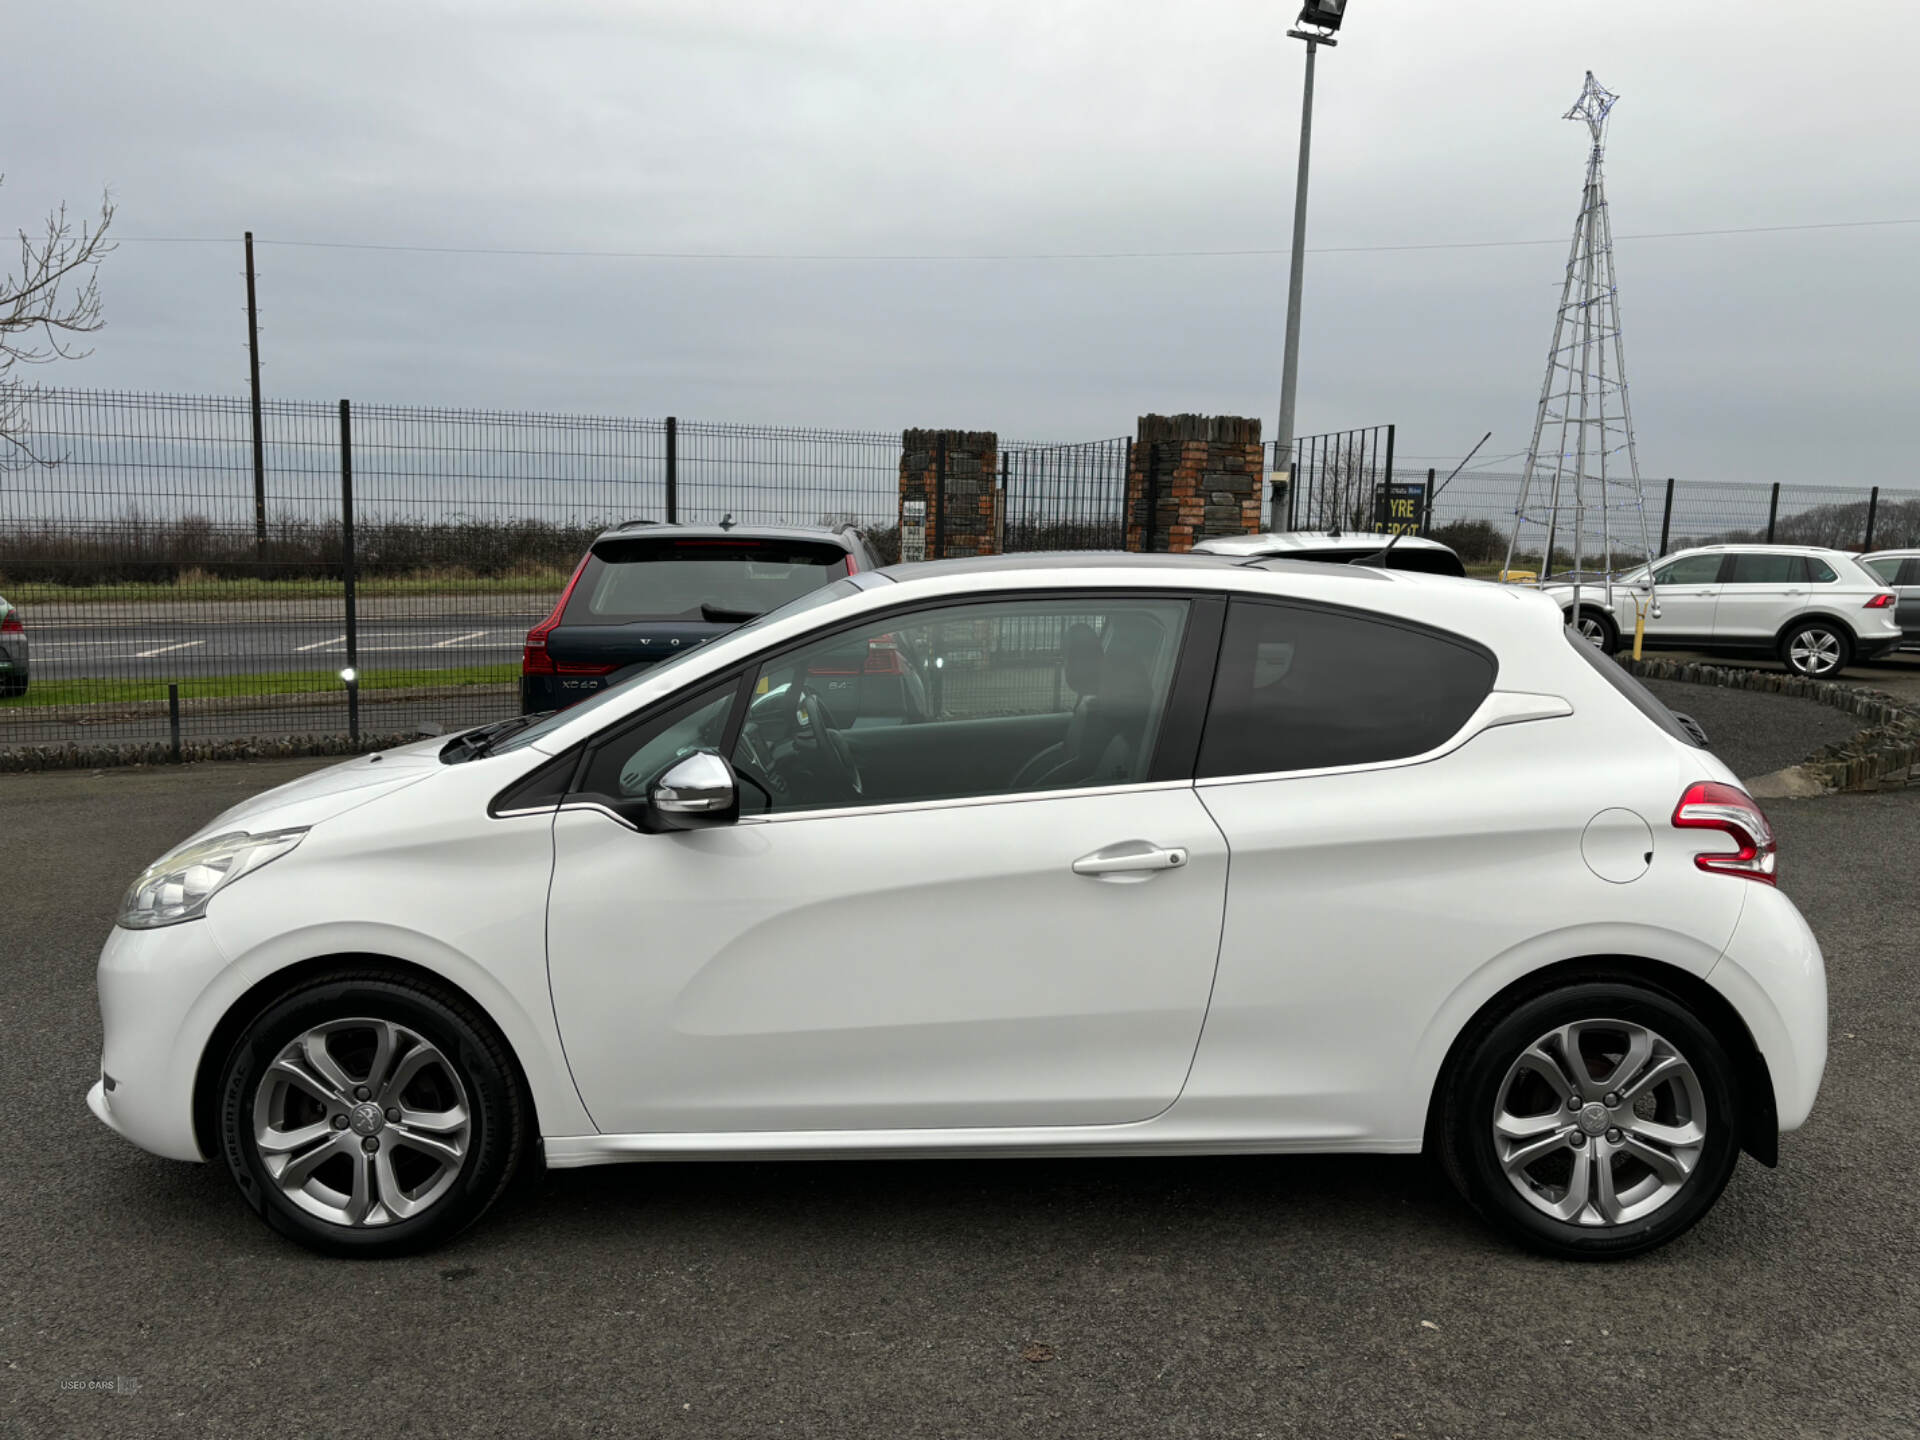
top-left (3, 758), bottom-right (1916, 1439)
top-left (1643, 677), bottom-right (1862, 780)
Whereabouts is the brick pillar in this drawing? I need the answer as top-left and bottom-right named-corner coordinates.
top-left (900, 429), bottom-right (999, 560)
top-left (1125, 414), bottom-right (1263, 553)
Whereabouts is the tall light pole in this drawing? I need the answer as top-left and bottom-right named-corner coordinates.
top-left (1271, 0), bottom-right (1349, 529)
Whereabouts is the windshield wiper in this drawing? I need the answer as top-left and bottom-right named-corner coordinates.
top-left (700, 602), bottom-right (764, 623)
top-left (439, 711), bottom-right (553, 764)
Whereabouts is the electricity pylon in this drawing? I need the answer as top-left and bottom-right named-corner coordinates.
top-left (1504, 72), bottom-right (1657, 631)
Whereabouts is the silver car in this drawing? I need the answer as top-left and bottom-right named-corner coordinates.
top-left (1861, 550), bottom-right (1920, 651)
top-left (0, 593), bottom-right (28, 698)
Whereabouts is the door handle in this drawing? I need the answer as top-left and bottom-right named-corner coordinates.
top-left (1072, 840), bottom-right (1189, 879)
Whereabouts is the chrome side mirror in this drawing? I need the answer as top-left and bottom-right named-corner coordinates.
top-left (647, 751), bottom-right (739, 830)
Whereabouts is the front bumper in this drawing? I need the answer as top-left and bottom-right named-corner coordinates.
top-left (90, 920), bottom-right (235, 1163)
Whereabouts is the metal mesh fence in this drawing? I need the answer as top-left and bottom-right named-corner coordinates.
top-left (0, 389), bottom-right (902, 753)
top-left (5, 385), bottom-right (1918, 758)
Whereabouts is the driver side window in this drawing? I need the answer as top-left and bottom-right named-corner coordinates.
top-left (731, 597), bottom-right (1190, 816)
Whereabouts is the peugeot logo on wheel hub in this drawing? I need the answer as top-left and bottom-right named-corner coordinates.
top-left (348, 1102), bottom-right (385, 1137)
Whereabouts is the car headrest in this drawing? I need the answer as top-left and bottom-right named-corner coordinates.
top-left (1063, 623), bottom-right (1103, 694)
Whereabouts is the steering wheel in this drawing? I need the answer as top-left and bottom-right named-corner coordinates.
top-left (791, 684), bottom-right (863, 799)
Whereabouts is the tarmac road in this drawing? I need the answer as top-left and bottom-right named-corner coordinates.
top-left (20, 599), bottom-right (550, 681)
top-left (1, 749), bottom-right (1916, 1438)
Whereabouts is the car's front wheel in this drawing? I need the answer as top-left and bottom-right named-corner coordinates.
top-left (1435, 977), bottom-right (1742, 1259)
top-left (1780, 622), bottom-right (1850, 678)
top-left (215, 970), bottom-right (530, 1256)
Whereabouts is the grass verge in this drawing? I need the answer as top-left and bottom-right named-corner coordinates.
top-left (3, 575), bottom-right (569, 605)
top-left (2, 664), bottom-right (515, 709)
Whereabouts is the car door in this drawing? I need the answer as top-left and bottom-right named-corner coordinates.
top-left (544, 591), bottom-right (1230, 1136)
top-left (1712, 552), bottom-right (1805, 646)
top-left (1642, 553), bottom-right (1727, 644)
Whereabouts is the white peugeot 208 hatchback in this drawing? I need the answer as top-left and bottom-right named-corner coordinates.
top-left (91, 554), bottom-right (1826, 1259)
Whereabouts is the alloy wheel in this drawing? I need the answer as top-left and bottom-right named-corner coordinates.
top-left (1787, 628), bottom-right (1842, 676)
top-left (1491, 1018), bottom-right (1707, 1227)
top-left (251, 1017), bottom-right (472, 1228)
top-left (1575, 615), bottom-right (1610, 648)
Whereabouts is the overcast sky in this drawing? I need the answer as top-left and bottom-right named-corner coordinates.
top-left (8, 0), bottom-right (1919, 485)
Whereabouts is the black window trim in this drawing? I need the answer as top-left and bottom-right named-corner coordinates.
top-left (1192, 594), bottom-right (1504, 787)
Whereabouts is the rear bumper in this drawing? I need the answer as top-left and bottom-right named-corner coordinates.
top-left (1855, 634), bottom-right (1903, 661)
top-left (1705, 883), bottom-right (1828, 1134)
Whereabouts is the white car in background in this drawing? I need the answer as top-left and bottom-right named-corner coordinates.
top-left (1541, 543), bottom-right (1902, 677)
top-left (90, 554), bottom-right (1826, 1261)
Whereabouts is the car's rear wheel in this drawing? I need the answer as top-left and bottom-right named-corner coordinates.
top-left (1780, 622), bottom-right (1850, 678)
top-left (1436, 977), bottom-right (1742, 1259)
top-left (216, 971), bottom-right (530, 1257)
top-left (0, 675), bottom-right (25, 699)
top-left (1568, 608), bottom-right (1619, 655)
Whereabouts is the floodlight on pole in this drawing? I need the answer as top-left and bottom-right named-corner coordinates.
top-left (1270, 2), bottom-right (1351, 528)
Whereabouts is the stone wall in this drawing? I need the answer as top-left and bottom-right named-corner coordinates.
top-left (899, 429), bottom-right (999, 561)
top-left (1124, 414), bottom-right (1263, 553)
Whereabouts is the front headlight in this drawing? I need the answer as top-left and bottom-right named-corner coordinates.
top-left (118, 828), bottom-right (308, 930)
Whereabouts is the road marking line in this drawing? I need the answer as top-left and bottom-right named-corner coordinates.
top-left (134, 641), bottom-right (206, 658)
top-left (294, 635), bottom-right (346, 652)
top-left (432, 630), bottom-right (487, 648)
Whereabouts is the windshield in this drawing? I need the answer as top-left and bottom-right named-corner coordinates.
top-left (489, 577), bottom-right (862, 755)
top-left (563, 536), bottom-right (849, 624)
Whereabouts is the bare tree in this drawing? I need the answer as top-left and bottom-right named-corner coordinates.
top-left (1, 176), bottom-right (115, 466)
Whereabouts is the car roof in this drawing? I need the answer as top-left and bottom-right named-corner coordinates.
top-left (590, 520), bottom-right (864, 547)
top-left (1193, 530), bottom-right (1457, 557)
top-left (1679, 542), bottom-right (1857, 557)
top-left (522, 551), bottom-right (1562, 757)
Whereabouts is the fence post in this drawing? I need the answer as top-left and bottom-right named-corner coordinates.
top-left (664, 416), bottom-right (677, 523)
top-left (995, 450), bottom-right (1008, 554)
top-left (244, 231), bottom-right (267, 551)
top-left (1765, 482), bottom-right (1780, 544)
top-left (1379, 425), bottom-right (1396, 532)
top-left (1424, 467), bottom-right (1436, 533)
top-left (933, 433), bottom-right (947, 560)
top-left (1864, 485), bottom-right (1879, 550)
top-left (339, 399), bottom-right (360, 743)
top-left (1660, 477), bottom-right (1674, 554)
top-left (168, 683), bottom-right (182, 765)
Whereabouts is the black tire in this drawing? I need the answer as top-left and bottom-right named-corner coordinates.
top-left (1778, 620), bottom-right (1851, 679)
top-left (1567, 608), bottom-right (1619, 656)
top-left (215, 969), bottom-right (530, 1257)
top-left (1435, 975), bottom-right (1742, 1260)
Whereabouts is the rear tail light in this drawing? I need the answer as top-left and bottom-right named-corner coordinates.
top-left (1865, 593), bottom-right (1897, 609)
top-left (0, 609), bottom-right (21, 633)
top-left (1672, 781), bottom-right (1776, 885)
top-left (843, 552), bottom-right (859, 576)
top-left (864, 633), bottom-right (907, 675)
top-left (522, 555), bottom-right (592, 676)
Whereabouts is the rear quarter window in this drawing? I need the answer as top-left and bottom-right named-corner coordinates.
top-left (1197, 599), bottom-right (1498, 777)
top-left (1565, 629), bottom-right (1706, 748)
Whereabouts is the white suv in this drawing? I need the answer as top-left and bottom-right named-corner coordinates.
top-left (1541, 544), bottom-right (1902, 677)
top-left (90, 554), bottom-right (1826, 1260)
